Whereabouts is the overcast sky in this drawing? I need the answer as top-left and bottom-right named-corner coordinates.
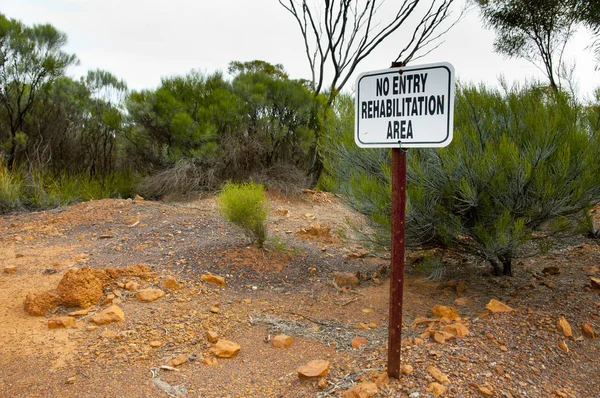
top-left (3, 0), bottom-right (600, 99)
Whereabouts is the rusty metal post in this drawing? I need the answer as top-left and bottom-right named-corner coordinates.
top-left (388, 60), bottom-right (407, 379)
top-left (387, 147), bottom-right (407, 379)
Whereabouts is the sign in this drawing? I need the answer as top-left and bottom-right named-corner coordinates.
top-left (355, 62), bottom-right (455, 148)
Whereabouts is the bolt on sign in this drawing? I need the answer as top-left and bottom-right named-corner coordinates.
top-left (355, 62), bottom-right (455, 148)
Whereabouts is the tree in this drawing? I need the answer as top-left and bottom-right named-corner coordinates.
top-left (280, 0), bottom-right (460, 185)
top-left (0, 13), bottom-right (77, 169)
top-left (474, 0), bottom-right (579, 92)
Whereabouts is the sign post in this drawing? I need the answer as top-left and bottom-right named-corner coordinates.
top-left (354, 62), bottom-right (455, 378)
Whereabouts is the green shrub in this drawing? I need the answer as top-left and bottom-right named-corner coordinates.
top-left (0, 163), bottom-right (23, 212)
top-left (217, 181), bottom-right (268, 247)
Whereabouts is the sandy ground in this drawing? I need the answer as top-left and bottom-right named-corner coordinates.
top-left (0, 191), bottom-right (599, 397)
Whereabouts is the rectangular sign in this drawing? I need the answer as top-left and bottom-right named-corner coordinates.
top-left (355, 62), bottom-right (455, 148)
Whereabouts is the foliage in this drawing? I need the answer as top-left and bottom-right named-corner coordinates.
top-left (325, 84), bottom-right (600, 276)
top-left (474, 0), bottom-right (579, 92)
top-left (0, 13), bottom-right (78, 169)
top-left (217, 181), bottom-right (268, 248)
top-left (0, 162), bottom-right (136, 214)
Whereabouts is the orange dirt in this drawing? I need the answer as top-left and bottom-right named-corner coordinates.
top-left (0, 193), bottom-right (599, 397)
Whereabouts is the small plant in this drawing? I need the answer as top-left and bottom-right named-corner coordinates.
top-left (217, 181), bottom-right (268, 248)
top-left (417, 253), bottom-right (446, 281)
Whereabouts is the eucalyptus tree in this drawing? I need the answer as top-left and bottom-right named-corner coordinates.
top-left (0, 13), bottom-right (77, 169)
top-left (279, 0), bottom-right (460, 185)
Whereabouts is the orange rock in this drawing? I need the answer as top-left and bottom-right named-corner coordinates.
top-left (162, 276), bottom-right (180, 290)
top-left (89, 305), bottom-right (125, 325)
top-left (401, 364), bottom-right (414, 375)
top-left (333, 272), bottom-right (359, 287)
top-left (23, 290), bottom-right (61, 316)
top-left (317, 377), bottom-right (328, 390)
top-left (211, 339), bottom-right (241, 358)
top-left (428, 382), bottom-right (447, 397)
top-left (342, 382), bottom-right (378, 398)
top-left (272, 334), bottom-right (294, 348)
top-left (68, 309), bottom-right (90, 316)
top-left (558, 341), bottom-right (569, 352)
top-left (352, 336), bottom-right (368, 348)
top-left (206, 330), bottom-right (219, 343)
top-left (431, 305), bottom-right (460, 320)
top-left (57, 267), bottom-right (107, 308)
top-left (136, 288), bottom-right (165, 302)
top-left (168, 354), bottom-right (188, 367)
top-left (456, 281), bottom-right (467, 296)
top-left (297, 360), bottom-right (330, 378)
top-left (356, 322), bottom-right (369, 330)
top-left (3, 265), bottom-right (17, 274)
top-left (442, 323), bottom-right (470, 338)
top-left (374, 372), bottom-right (389, 387)
top-left (201, 274), bottom-right (226, 287)
top-left (590, 276), bottom-right (600, 289)
top-left (426, 365), bottom-right (450, 384)
top-left (478, 386), bottom-right (494, 397)
top-left (485, 299), bottom-right (513, 313)
top-left (150, 341), bottom-right (163, 348)
top-left (557, 317), bottom-right (573, 338)
top-left (582, 323), bottom-right (596, 339)
top-left (454, 297), bottom-right (472, 306)
top-left (48, 316), bottom-right (76, 329)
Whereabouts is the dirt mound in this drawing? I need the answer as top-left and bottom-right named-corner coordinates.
top-left (23, 290), bottom-right (61, 316)
top-left (24, 264), bottom-right (152, 315)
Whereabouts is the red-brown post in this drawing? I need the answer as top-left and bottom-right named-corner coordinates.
top-left (387, 60), bottom-right (407, 379)
top-left (387, 147), bottom-right (407, 379)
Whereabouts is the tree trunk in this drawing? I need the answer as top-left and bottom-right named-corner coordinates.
top-left (502, 258), bottom-right (513, 277)
top-left (489, 258), bottom-right (502, 276)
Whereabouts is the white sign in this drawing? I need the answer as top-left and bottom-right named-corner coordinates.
top-left (355, 62), bottom-right (455, 148)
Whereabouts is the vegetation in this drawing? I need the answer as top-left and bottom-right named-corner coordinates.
top-left (325, 83), bottom-right (600, 276)
top-left (217, 181), bottom-right (268, 248)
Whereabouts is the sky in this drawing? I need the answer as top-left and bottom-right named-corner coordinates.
top-left (3, 0), bottom-right (600, 100)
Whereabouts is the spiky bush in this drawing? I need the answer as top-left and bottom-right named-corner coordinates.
top-left (325, 84), bottom-right (600, 276)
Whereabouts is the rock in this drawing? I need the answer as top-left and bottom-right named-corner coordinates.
top-left (86, 325), bottom-right (98, 332)
top-left (557, 317), bottom-right (573, 338)
top-left (210, 306), bottom-right (221, 313)
top-left (368, 323), bottom-right (377, 329)
top-left (3, 265), bottom-right (17, 274)
top-left (356, 322), bottom-right (370, 330)
top-left (412, 337), bottom-right (424, 346)
top-left (48, 316), bottom-right (76, 329)
top-left (68, 309), bottom-right (90, 316)
top-left (433, 332), bottom-right (450, 344)
top-left (206, 330), bottom-right (219, 343)
top-left (431, 305), bottom-right (460, 320)
top-left (374, 372), bottom-right (389, 387)
top-left (454, 297), bottom-right (472, 306)
top-left (101, 329), bottom-right (119, 339)
top-left (134, 194), bottom-right (144, 201)
top-left (297, 360), bottom-right (331, 378)
top-left (89, 305), bottom-right (125, 325)
top-left (101, 293), bottom-right (115, 306)
top-left (582, 323), bottom-right (596, 339)
top-left (125, 281), bottom-right (141, 291)
top-left (542, 266), bottom-right (561, 275)
top-left (72, 321), bottom-right (84, 329)
top-left (211, 339), bottom-right (241, 358)
top-left (308, 267), bottom-right (318, 276)
top-left (317, 378), bottom-right (328, 390)
top-left (168, 354), bottom-right (188, 367)
top-left (401, 364), bottom-right (414, 375)
top-left (23, 290), bottom-right (61, 316)
top-left (162, 276), bottom-right (180, 290)
top-left (493, 365), bottom-right (505, 376)
top-left (352, 337), bottom-right (368, 348)
top-left (150, 341), bottom-right (163, 348)
top-left (478, 386), bottom-right (494, 397)
top-left (136, 288), bottom-right (165, 302)
top-left (57, 267), bottom-right (107, 308)
top-left (427, 382), bottom-right (447, 397)
top-left (272, 334), bottom-right (294, 348)
top-left (333, 272), bottom-right (360, 287)
top-left (442, 323), bottom-right (470, 337)
top-left (485, 299), bottom-right (513, 313)
top-left (558, 340), bottom-right (569, 352)
top-left (552, 390), bottom-right (569, 398)
top-left (201, 274), bottom-right (226, 287)
top-left (342, 382), bottom-right (378, 398)
top-left (426, 366), bottom-right (450, 384)
top-left (589, 276), bottom-right (600, 289)
top-left (456, 281), bottom-right (467, 296)
top-left (202, 357), bottom-right (218, 366)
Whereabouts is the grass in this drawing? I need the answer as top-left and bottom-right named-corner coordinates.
top-left (0, 163), bottom-right (138, 214)
top-left (217, 180), bottom-right (268, 248)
